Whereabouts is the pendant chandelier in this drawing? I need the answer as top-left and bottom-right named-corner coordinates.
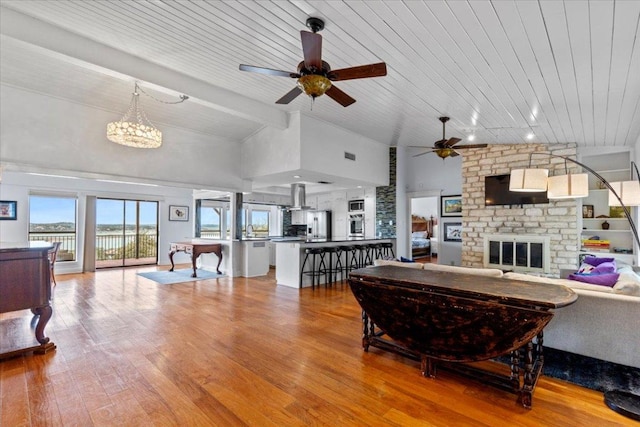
top-left (107, 83), bottom-right (188, 149)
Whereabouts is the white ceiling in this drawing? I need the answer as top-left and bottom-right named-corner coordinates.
top-left (1, 0), bottom-right (639, 155)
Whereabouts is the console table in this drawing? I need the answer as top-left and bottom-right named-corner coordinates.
top-left (348, 265), bottom-right (577, 408)
top-left (0, 241), bottom-right (56, 358)
top-left (169, 240), bottom-right (223, 277)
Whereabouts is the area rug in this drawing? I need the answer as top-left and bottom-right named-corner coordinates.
top-left (137, 269), bottom-right (225, 285)
top-left (497, 348), bottom-right (640, 394)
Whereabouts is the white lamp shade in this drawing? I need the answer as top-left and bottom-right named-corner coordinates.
top-left (609, 181), bottom-right (640, 207)
top-left (509, 169), bottom-right (549, 192)
top-left (547, 173), bottom-right (589, 199)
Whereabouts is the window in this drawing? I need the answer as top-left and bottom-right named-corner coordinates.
top-left (29, 195), bottom-right (77, 262)
top-left (201, 206), bottom-right (224, 238)
top-left (248, 210), bottom-right (269, 237)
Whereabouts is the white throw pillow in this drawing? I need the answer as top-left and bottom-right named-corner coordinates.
top-left (613, 265), bottom-right (640, 296)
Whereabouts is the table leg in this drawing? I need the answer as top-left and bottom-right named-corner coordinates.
top-left (521, 341), bottom-right (534, 408)
top-left (214, 249), bottom-right (223, 274)
top-left (169, 249), bottom-right (177, 272)
top-left (33, 305), bottom-right (52, 344)
top-left (191, 253), bottom-right (198, 277)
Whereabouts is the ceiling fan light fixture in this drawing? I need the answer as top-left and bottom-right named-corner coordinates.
top-left (297, 74), bottom-right (332, 98)
top-left (436, 148), bottom-right (454, 159)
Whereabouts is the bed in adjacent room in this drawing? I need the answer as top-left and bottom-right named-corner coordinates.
top-left (411, 215), bottom-right (436, 258)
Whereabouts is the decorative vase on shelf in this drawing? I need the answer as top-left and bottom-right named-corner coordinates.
top-left (602, 221), bottom-right (610, 230)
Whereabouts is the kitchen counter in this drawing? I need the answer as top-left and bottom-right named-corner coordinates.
top-left (275, 237), bottom-right (395, 288)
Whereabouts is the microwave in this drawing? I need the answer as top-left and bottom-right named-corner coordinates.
top-left (348, 199), bottom-right (364, 212)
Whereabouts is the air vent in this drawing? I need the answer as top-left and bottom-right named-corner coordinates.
top-left (345, 152), bottom-right (356, 161)
top-left (317, 180), bottom-right (333, 184)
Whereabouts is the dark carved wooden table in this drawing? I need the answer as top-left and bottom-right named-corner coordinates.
top-left (348, 266), bottom-right (578, 408)
top-left (169, 240), bottom-right (223, 277)
top-left (0, 241), bottom-right (56, 359)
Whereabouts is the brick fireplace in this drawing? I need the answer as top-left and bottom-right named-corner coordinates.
top-left (461, 143), bottom-right (580, 274)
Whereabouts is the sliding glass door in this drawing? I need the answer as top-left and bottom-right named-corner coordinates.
top-left (96, 198), bottom-right (158, 268)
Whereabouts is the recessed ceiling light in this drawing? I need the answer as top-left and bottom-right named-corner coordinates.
top-left (293, 175), bottom-right (301, 179)
top-left (526, 133), bottom-right (535, 140)
top-left (468, 134), bottom-right (475, 141)
top-left (357, 185), bottom-right (362, 188)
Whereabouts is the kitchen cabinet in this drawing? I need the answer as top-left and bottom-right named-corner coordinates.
top-left (346, 188), bottom-right (365, 200)
top-left (580, 151), bottom-right (635, 264)
top-left (316, 193), bottom-right (332, 211)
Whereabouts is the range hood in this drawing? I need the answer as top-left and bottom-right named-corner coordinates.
top-left (289, 183), bottom-right (311, 210)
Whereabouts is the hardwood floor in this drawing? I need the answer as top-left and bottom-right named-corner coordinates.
top-left (0, 266), bottom-right (634, 426)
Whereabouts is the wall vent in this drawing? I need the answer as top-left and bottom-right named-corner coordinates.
top-left (344, 152), bottom-right (356, 161)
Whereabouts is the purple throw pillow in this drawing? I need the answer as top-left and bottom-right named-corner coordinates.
top-left (583, 256), bottom-right (615, 267)
top-left (568, 272), bottom-right (619, 287)
top-left (591, 261), bottom-right (616, 274)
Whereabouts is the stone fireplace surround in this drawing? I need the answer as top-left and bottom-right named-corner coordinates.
top-left (461, 143), bottom-right (580, 274)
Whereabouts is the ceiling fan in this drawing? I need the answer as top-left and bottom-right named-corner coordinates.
top-left (239, 17), bottom-right (387, 107)
top-left (412, 117), bottom-right (488, 159)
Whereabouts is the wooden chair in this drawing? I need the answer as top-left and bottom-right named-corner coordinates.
top-left (48, 242), bottom-right (62, 286)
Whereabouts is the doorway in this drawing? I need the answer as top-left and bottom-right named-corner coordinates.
top-left (410, 196), bottom-right (439, 262)
top-left (95, 198), bottom-right (158, 268)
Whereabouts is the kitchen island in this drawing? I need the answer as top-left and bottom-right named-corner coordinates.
top-left (272, 237), bottom-right (395, 288)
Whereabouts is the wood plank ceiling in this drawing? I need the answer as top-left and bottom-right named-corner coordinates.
top-left (1, 0), bottom-right (639, 149)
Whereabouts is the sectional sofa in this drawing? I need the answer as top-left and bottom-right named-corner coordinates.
top-left (372, 259), bottom-right (640, 368)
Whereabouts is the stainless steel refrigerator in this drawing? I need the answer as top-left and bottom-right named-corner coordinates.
top-left (306, 211), bottom-right (332, 239)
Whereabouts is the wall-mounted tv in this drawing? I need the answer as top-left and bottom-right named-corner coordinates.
top-left (484, 174), bottom-right (549, 206)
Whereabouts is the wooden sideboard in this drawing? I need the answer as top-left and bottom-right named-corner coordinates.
top-left (348, 265), bottom-right (578, 408)
top-left (0, 241), bottom-right (56, 358)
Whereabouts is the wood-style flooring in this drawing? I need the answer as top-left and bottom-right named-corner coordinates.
top-left (0, 266), bottom-right (634, 426)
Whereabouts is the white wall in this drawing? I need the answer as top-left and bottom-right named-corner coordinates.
top-left (0, 84), bottom-right (244, 190)
top-left (300, 114), bottom-right (389, 187)
top-left (241, 111), bottom-right (302, 180)
top-left (411, 197), bottom-right (438, 218)
top-left (0, 171), bottom-right (194, 274)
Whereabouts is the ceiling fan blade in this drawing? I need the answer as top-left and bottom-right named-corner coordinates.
top-left (328, 62), bottom-right (387, 81)
top-left (239, 64), bottom-right (298, 78)
top-left (325, 85), bottom-right (356, 107)
top-left (433, 139), bottom-right (447, 148)
top-left (449, 150), bottom-right (461, 157)
top-left (275, 87), bottom-right (303, 104)
top-left (412, 150), bottom-right (437, 158)
top-left (301, 31), bottom-right (322, 70)
top-left (453, 144), bottom-right (489, 149)
top-left (445, 137), bottom-right (462, 147)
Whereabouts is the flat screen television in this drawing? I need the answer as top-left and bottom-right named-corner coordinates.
top-left (484, 174), bottom-right (549, 206)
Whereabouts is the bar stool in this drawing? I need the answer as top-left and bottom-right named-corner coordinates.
top-left (321, 247), bottom-right (343, 285)
top-left (363, 243), bottom-right (380, 266)
top-left (299, 247), bottom-right (327, 289)
top-left (341, 245), bottom-right (361, 278)
top-left (380, 242), bottom-right (395, 259)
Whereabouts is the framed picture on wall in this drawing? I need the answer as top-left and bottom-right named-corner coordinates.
top-left (169, 205), bottom-right (189, 221)
top-left (0, 200), bottom-right (17, 220)
top-left (441, 195), bottom-right (462, 217)
top-left (582, 204), bottom-right (594, 219)
top-left (443, 222), bottom-right (462, 242)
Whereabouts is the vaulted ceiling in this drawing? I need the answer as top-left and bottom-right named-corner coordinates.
top-left (1, 0), bottom-right (639, 153)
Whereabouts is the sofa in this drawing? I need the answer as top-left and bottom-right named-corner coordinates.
top-left (372, 259), bottom-right (640, 368)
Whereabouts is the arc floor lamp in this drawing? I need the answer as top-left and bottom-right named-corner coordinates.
top-left (509, 153), bottom-right (640, 421)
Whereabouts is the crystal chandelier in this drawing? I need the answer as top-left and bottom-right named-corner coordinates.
top-left (107, 83), bottom-right (162, 148)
